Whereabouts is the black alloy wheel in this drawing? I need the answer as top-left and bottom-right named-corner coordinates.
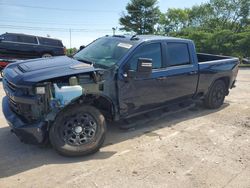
top-left (61, 113), bottom-right (97, 146)
top-left (49, 104), bottom-right (106, 157)
top-left (204, 80), bottom-right (226, 109)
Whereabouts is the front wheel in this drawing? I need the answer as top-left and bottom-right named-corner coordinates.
top-left (204, 80), bottom-right (226, 109)
top-left (49, 104), bottom-right (106, 157)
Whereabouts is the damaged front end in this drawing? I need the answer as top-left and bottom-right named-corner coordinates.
top-left (2, 70), bottom-right (105, 145)
top-left (44, 71), bottom-right (105, 120)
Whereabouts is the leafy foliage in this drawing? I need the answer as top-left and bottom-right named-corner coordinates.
top-left (66, 48), bottom-right (78, 56)
top-left (172, 27), bottom-right (250, 57)
top-left (119, 0), bottom-right (160, 34)
top-left (120, 0), bottom-right (249, 58)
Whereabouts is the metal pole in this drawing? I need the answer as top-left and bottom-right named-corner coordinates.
top-left (112, 27), bottom-right (116, 35)
top-left (69, 29), bottom-right (72, 48)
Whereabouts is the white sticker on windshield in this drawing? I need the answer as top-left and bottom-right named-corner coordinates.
top-left (118, 43), bottom-right (132, 49)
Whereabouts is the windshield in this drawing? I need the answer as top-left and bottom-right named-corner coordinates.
top-left (73, 37), bottom-right (136, 68)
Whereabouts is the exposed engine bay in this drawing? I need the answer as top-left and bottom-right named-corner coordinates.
top-left (15, 70), bottom-right (107, 124)
top-left (41, 71), bottom-right (104, 109)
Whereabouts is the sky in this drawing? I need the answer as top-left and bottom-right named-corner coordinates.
top-left (0, 0), bottom-right (208, 48)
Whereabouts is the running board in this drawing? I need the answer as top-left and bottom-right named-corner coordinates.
top-left (118, 100), bottom-right (195, 130)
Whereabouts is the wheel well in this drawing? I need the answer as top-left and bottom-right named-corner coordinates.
top-left (92, 96), bottom-right (114, 121)
top-left (215, 77), bottom-right (230, 95)
top-left (69, 94), bottom-right (115, 121)
top-left (41, 51), bottom-right (53, 56)
top-left (217, 77), bottom-right (230, 88)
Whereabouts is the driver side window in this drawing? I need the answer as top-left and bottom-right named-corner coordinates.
top-left (128, 43), bottom-right (162, 70)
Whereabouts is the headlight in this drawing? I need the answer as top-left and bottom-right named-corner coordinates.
top-left (36, 87), bottom-right (46, 94)
top-left (1, 70), bottom-right (4, 77)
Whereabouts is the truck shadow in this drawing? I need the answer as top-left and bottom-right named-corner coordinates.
top-left (0, 102), bottom-right (229, 178)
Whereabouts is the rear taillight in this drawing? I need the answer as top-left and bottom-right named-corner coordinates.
top-left (0, 61), bottom-right (9, 67)
top-left (63, 47), bottom-right (66, 55)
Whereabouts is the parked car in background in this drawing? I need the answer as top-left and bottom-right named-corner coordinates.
top-left (0, 59), bottom-right (17, 73)
top-left (0, 33), bottom-right (66, 60)
top-left (242, 58), bottom-right (250, 64)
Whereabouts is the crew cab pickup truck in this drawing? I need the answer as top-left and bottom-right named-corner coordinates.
top-left (2, 35), bottom-right (239, 156)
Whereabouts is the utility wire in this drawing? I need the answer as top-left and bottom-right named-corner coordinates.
top-left (0, 24), bottom-right (111, 33)
top-left (0, 19), bottom-right (113, 26)
top-left (0, 2), bottom-right (140, 13)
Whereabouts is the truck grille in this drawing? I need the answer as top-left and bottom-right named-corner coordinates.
top-left (3, 78), bottom-right (36, 123)
top-left (9, 97), bottom-right (19, 113)
top-left (8, 96), bottom-right (33, 121)
top-left (9, 98), bottom-right (35, 122)
top-left (5, 79), bottom-right (17, 92)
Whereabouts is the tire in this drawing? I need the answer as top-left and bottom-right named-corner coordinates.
top-left (42, 53), bottom-right (52, 58)
top-left (49, 104), bottom-right (106, 157)
top-left (204, 80), bottom-right (226, 109)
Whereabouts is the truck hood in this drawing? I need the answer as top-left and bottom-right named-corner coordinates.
top-left (3, 56), bottom-right (102, 86)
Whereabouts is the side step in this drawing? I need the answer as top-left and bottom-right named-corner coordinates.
top-left (118, 100), bottom-right (195, 130)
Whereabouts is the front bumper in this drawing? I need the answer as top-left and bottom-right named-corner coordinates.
top-left (231, 80), bottom-right (236, 89)
top-left (2, 96), bottom-right (48, 144)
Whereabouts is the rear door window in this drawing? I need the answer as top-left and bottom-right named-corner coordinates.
top-left (18, 35), bottom-right (37, 44)
top-left (38, 37), bottom-right (63, 47)
top-left (167, 43), bottom-right (191, 66)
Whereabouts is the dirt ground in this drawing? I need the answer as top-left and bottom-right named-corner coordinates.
top-left (0, 69), bottom-right (249, 188)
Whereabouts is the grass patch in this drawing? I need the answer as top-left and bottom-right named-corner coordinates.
top-left (239, 64), bottom-right (250, 67)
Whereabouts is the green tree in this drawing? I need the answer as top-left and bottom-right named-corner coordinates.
top-left (172, 28), bottom-right (212, 52)
top-left (159, 0), bottom-right (250, 33)
top-left (119, 0), bottom-right (160, 34)
top-left (157, 0), bottom-right (250, 57)
top-left (188, 4), bottom-right (214, 30)
top-left (158, 8), bottom-right (190, 33)
top-left (66, 48), bottom-right (78, 56)
top-left (209, 0), bottom-right (250, 31)
top-left (234, 29), bottom-right (250, 57)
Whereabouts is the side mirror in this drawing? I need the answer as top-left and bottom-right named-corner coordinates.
top-left (136, 58), bottom-right (153, 78)
top-left (125, 58), bottom-right (153, 81)
top-left (79, 45), bottom-right (85, 51)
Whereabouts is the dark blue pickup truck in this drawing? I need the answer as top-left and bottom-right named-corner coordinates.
top-left (2, 35), bottom-right (239, 156)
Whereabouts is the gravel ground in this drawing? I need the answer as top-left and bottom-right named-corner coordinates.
top-left (0, 69), bottom-right (249, 188)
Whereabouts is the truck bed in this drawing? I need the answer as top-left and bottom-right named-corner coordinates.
top-left (196, 53), bottom-right (239, 96)
top-left (197, 53), bottom-right (236, 63)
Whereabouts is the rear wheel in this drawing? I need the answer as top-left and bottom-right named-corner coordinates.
top-left (42, 53), bottom-right (52, 58)
top-left (204, 80), bottom-right (226, 109)
top-left (49, 104), bottom-right (106, 157)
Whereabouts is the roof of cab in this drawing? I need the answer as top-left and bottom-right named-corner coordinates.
top-left (108, 34), bottom-right (192, 43)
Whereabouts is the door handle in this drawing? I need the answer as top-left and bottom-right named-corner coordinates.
top-left (157, 76), bottom-right (167, 80)
top-left (188, 71), bottom-right (198, 75)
